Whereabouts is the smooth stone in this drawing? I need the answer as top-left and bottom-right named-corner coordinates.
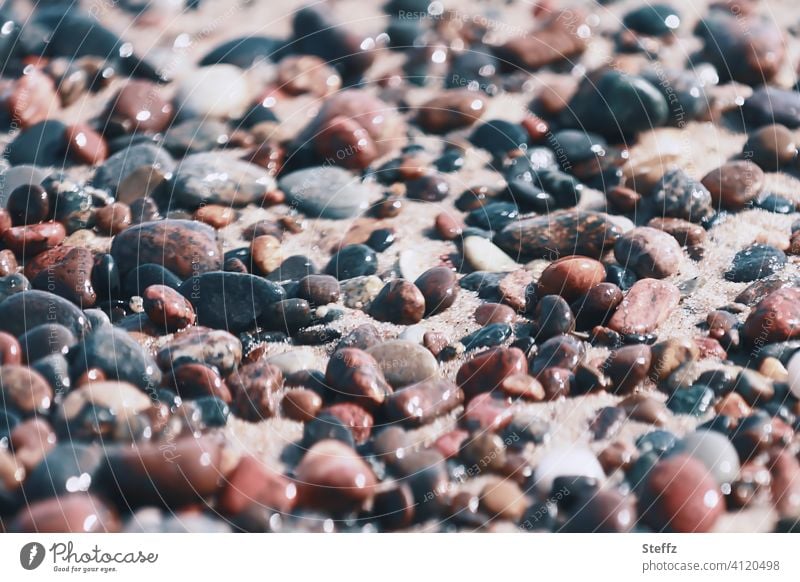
top-left (58, 381), bottom-right (153, 439)
top-left (534, 447), bottom-right (605, 495)
top-left (323, 402), bottom-right (373, 445)
top-left (673, 430), bottom-right (740, 485)
top-left (282, 389), bottom-right (323, 422)
top-left (326, 245), bottom-right (377, 281)
top-left (743, 288), bottom-right (800, 344)
top-left (0, 166), bottom-right (49, 207)
top-left (369, 279), bottom-right (425, 325)
top-left (461, 322), bottom-right (512, 351)
top-left (10, 494), bottom-right (119, 533)
top-left (494, 211), bottom-right (621, 259)
top-left (0, 290), bottom-right (89, 337)
top-left (107, 80), bottom-right (173, 133)
top-left (384, 378), bottom-right (463, 427)
top-left (122, 264), bottom-right (182, 297)
top-left (265, 350), bottom-right (317, 376)
top-left (480, 480), bottom-right (528, 523)
top-left (623, 3), bottom-right (681, 36)
top-left (667, 385), bottom-right (714, 416)
top-left (325, 348), bottom-right (392, 407)
top-left (71, 328), bottom-right (161, 391)
top-left (297, 274), bottom-right (340, 306)
top-left (217, 455), bottom-right (296, 518)
top-left (531, 334), bottom-right (586, 374)
top-left (608, 279), bottom-right (680, 335)
top-left (414, 267), bottom-right (459, 317)
top-left (0, 365), bottom-right (53, 415)
top-left (457, 347), bottom-right (527, 399)
top-left (701, 161), bottom-right (764, 210)
top-left (614, 227), bottom-right (682, 279)
top-left (228, 362), bottom-right (284, 421)
top-left (178, 272), bottom-right (285, 333)
top-left (279, 166), bottom-right (373, 219)
top-left (18, 324), bottom-right (75, 363)
top-left (638, 454), bottom-right (723, 532)
top-left (294, 440), bottom-right (377, 511)
top-left (163, 119), bottom-right (232, 156)
top-left (31, 247), bottom-right (97, 307)
top-left (416, 90), bottom-right (486, 133)
top-left (0, 273), bottom-right (30, 303)
top-left (651, 169), bottom-right (714, 223)
top-left (367, 340), bottom-right (438, 388)
top-left (5, 120), bottom-right (68, 167)
top-left (475, 302), bottom-right (515, 325)
top-left (96, 436), bottom-right (225, 508)
top-left (469, 119), bottom-right (528, 157)
top-left (174, 64), bottom-right (251, 119)
top-left (537, 256), bottom-right (606, 302)
top-left (22, 443), bottom-right (101, 502)
top-left (604, 344), bottom-right (652, 394)
top-left (157, 327), bottom-right (242, 374)
top-left (335, 323), bottom-right (382, 351)
top-left (167, 363), bottom-right (230, 403)
top-left (143, 284), bottom-right (195, 331)
top-left (572, 282), bottom-right (624, 330)
top-left (788, 351), bottom-right (800, 399)
top-left (266, 255), bottom-right (317, 283)
top-left (93, 144), bottom-right (175, 195)
top-left (744, 124), bottom-right (797, 169)
top-left (742, 87), bottom-right (800, 128)
top-left (561, 488), bottom-right (636, 533)
top-left (463, 236), bottom-right (518, 271)
top-left (168, 153), bottom-right (275, 208)
top-left (302, 413), bottom-right (355, 449)
top-left (535, 295), bottom-right (575, 339)
top-left (725, 244), bottom-right (786, 283)
top-left (562, 71), bottom-right (668, 138)
top-left (111, 219), bottom-right (222, 278)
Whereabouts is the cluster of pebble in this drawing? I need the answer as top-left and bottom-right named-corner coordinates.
top-left (0, 0), bottom-right (800, 533)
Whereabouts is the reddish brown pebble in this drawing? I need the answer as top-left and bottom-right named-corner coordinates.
top-left (376, 196), bottom-right (403, 218)
top-left (218, 456), bottom-right (297, 516)
top-left (435, 212), bottom-right (463, 240)
top-left (639, 455), bottom-right (723, 533)
top-left (316, 115), bottom-right (379, 170)
top-left (325, 348), bottom-right (392, 408)
top-left (416, 90), bottom-right (486, 133)
top-left (422, 331), bottom-right (448, 357)
top-left (384, 378), bottom-right (464, 426)
top-left (228, 362), bottom-right (284, 422)
top-left (30, 247), bottom-right (96, 307)
top-left (701, 160), bottom-right (765, 210)
top-left (194, 205), bottom-right (237, 229)
top-left (369, 279), bottom-right (425, 325)
top-left (323, 402), bottom-right (374, 444)
top-left (6, 69), bottom-right (57, 129)
top-left (500, 373), bottom-right (545, 401)
top-left (521, 115), bottom-right (550, 142)
top-left (598, 440), bottom-right (638, 474)
top-left (498, 269), bottom-right (532, 311)
top-left (3, 222), bottom-right (66, 257)
top-left (475, 302), bottom-right (516, 325)
top-left (142, 284), bottom-right (195, 331)
top-left (604, 344), bottom-right (652, 394)
top-left (107, 79), bottom-right (174, 133)
top-left (647, 217), bottom-right (707, 247)
top-left (456, 347), bottom-right (528, 400)
top-left (614, 227), bottom-right (682, 279)
top-left (537, 255), bottom-right (606, 302)
top-left (7, 184), bottom-right (50, 226)
top-left (10, 494), bottom-right (119, 533)
top-left (296, 274), bottom-right (340, 306)
top-left (715, 393), bottom-right (752, 421)
top-left (537, 367), bottom-right (573, 400)
top-left (415, 267), bottom-right (458, 316)
top-left (65, 123), bottom-right (107, 165)
top-left (294, 440), bottom-right (377, 511)
top-left (0, 249), bottom-right (16, 276)
top-left (276, 55), bottom-right (341, 97)
top-left (168, 363), bottom-right (231, 403)
top-left (0, 332), bottom-right (22, 365)
top-left (94, 202), bottom-right (131, 235)
top-left (282, 389), bottom-right (323, 422)
top-left (433, 429), bottom-right (469, 459)
top-left (607, 185), bottom-right (641, 213)
top-left (461, 393), bottom-right (514, 431)
top-left (250, 234), bottom-right (283, 275)
top-left (620, 393), bottom-right (669, 425)
top-left (743, 288), bottom-right (800, 344)
top-left (608, 279), bottom-right (680, 335)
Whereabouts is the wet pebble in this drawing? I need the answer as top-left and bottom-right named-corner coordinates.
top-left (725, 244), bottom-right (786, 283)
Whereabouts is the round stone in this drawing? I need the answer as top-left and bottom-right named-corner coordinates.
top-left (725, 244), bottom-right (786, 283)
top-left (701, 161), bottom-right (765, 210)
top-left (415, 267), bottom-right (458, 316)
top-left (614, 227), bottom-right (682, 279)
top-left (369, 280), bottom-right (425, 325)
top-left (537, 256), bottom-right (606, 302)
top-left (673, 430), bottom-right (740, 486)
top-left (533, 447), bottom-right (605, 495)
top-left (367, 340), bottom-right (438, 388)
top-left (325, 245), bottom-right (377, 281)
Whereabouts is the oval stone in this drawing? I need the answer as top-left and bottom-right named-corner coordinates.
top-left (367, 340), bottom-right (438, 388)
top-left (607, 279), bottom-right (680, 335)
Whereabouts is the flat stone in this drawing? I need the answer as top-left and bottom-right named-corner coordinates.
top-left (463, 235), bottom-right (518, 271)
top-left (614, 227), bottom-right (682, 279)
top-left (608, 279), bottom-right (680, 335)
top-left (367, 340), bottom-right (439, 388)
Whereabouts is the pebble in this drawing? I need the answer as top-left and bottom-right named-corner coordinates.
top-left (435, 212), bottom-right (464, 240)
top-left (3, 222), bottom-right (66, 257)
top-left (367, 340), bottom-right (438, 388)
top-left (93, 144), bottom-right (175, 195)
top-left (18, 324), bottom-right (75, 363)
top-left (326, 245), bottom-right (378, 281)
top-left (0, 365), bottom-right (53, 415)
top-left (500, 373), bottom-right (545, 401)
top-left (10, 494), bottom-right (119, 533)
top-left (29, 247), bottom-right (97, 307)
top-left (111, 219), bottom-right (221, 278)
top-left (228, 362), bottom-right (283, 421)
top-left (667, 384), bottom-right (714, 416)
top-left (649, 337), bottom-right (698, 383)
top-left (0, 290), bottom-right (89, 338)
top-left (5, 120), bottom-right (68, 167)
top-left (107, 80), bottom-right (173, 133)
top-left (0, 332), bottom-right (22, 364)
top-left (142, 284), bottom-right (195, 331)
top-left (323, 402), bottom-right (373, 445)
top-left (456, 347), bottom-right (527, 400)
top-left (58, 381), bottom-right (153, 440)
top-left (607, 279), bottom-right (680, 335)
top-left (673, 430), bottom-right (740, 485)
top-left (650, 169), bottom-right (714, 223)
top-left (294, 440), bottom-right (376, 511)
top-left (647, 217), bottom-right (706, 247)
top-left (620, 393), bottom-right (669, 426)
top-left (461, 322), bottom-right (512, 351)
top-left (604, 345), bottom-right (652, 393)
top-left (282, 389), bottom-right (323, 422)
top-left (169, 153), bottom-right (274, 208)
top-left (95, 202), bottom-right (132, 235)
top-left (742, 87), bottom-right (800, 129)
top-left (414, 267), bottom-right (458, 316)
top-left (744, 124), bottom-right (797, 169)
top-left (157, 327), bottom-right (242, 374)
top-left (416, 91), bottom-right (486, 134)
top-left (531, 334), bottom-right (586, 374)
top-left (638, 455), bottom-right (723, 532)
top-left (701, 161), bottom-right (764, 210)
top-left (562, 488), bottom-right (636, 533)
top-left (178, 272), bottom-right (284, 333)
top-left (168, 363), bottom-right (231, 403)
top-left (369, 279), bottom-right (425, 325)
top-left (218, 456), bottom-right (296, 518)
top-left (614, 227), bottom-right (682, 279)
top-left (725, 244), bottom-right (786, 283)
top-left (573, 282), bottom-right (624, 330)
top-left (463, 235), bottom-right (518, 271)
top-left (6, 184), bottom-right (49, 226)
top-left (535, 295), bottom-right (575, 339)
top-left (494, 211), bottom-right (621, 259)
top-left (264, 350), bottom-right (316, 376)
top-left (71, 327), bottom-right (161, 391)
top-left (279, 166), bottom-right (373, 219)
top-left (175, 65), bottom-right (251, 118)
top-left (475, 302), bottom-right (515, 325)
top-left (537, 256), bottom-right (606, 302)
top-left (325, 348), bottom-right (392, 407)
top-left (623, 4), bottom-right (681, 36)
